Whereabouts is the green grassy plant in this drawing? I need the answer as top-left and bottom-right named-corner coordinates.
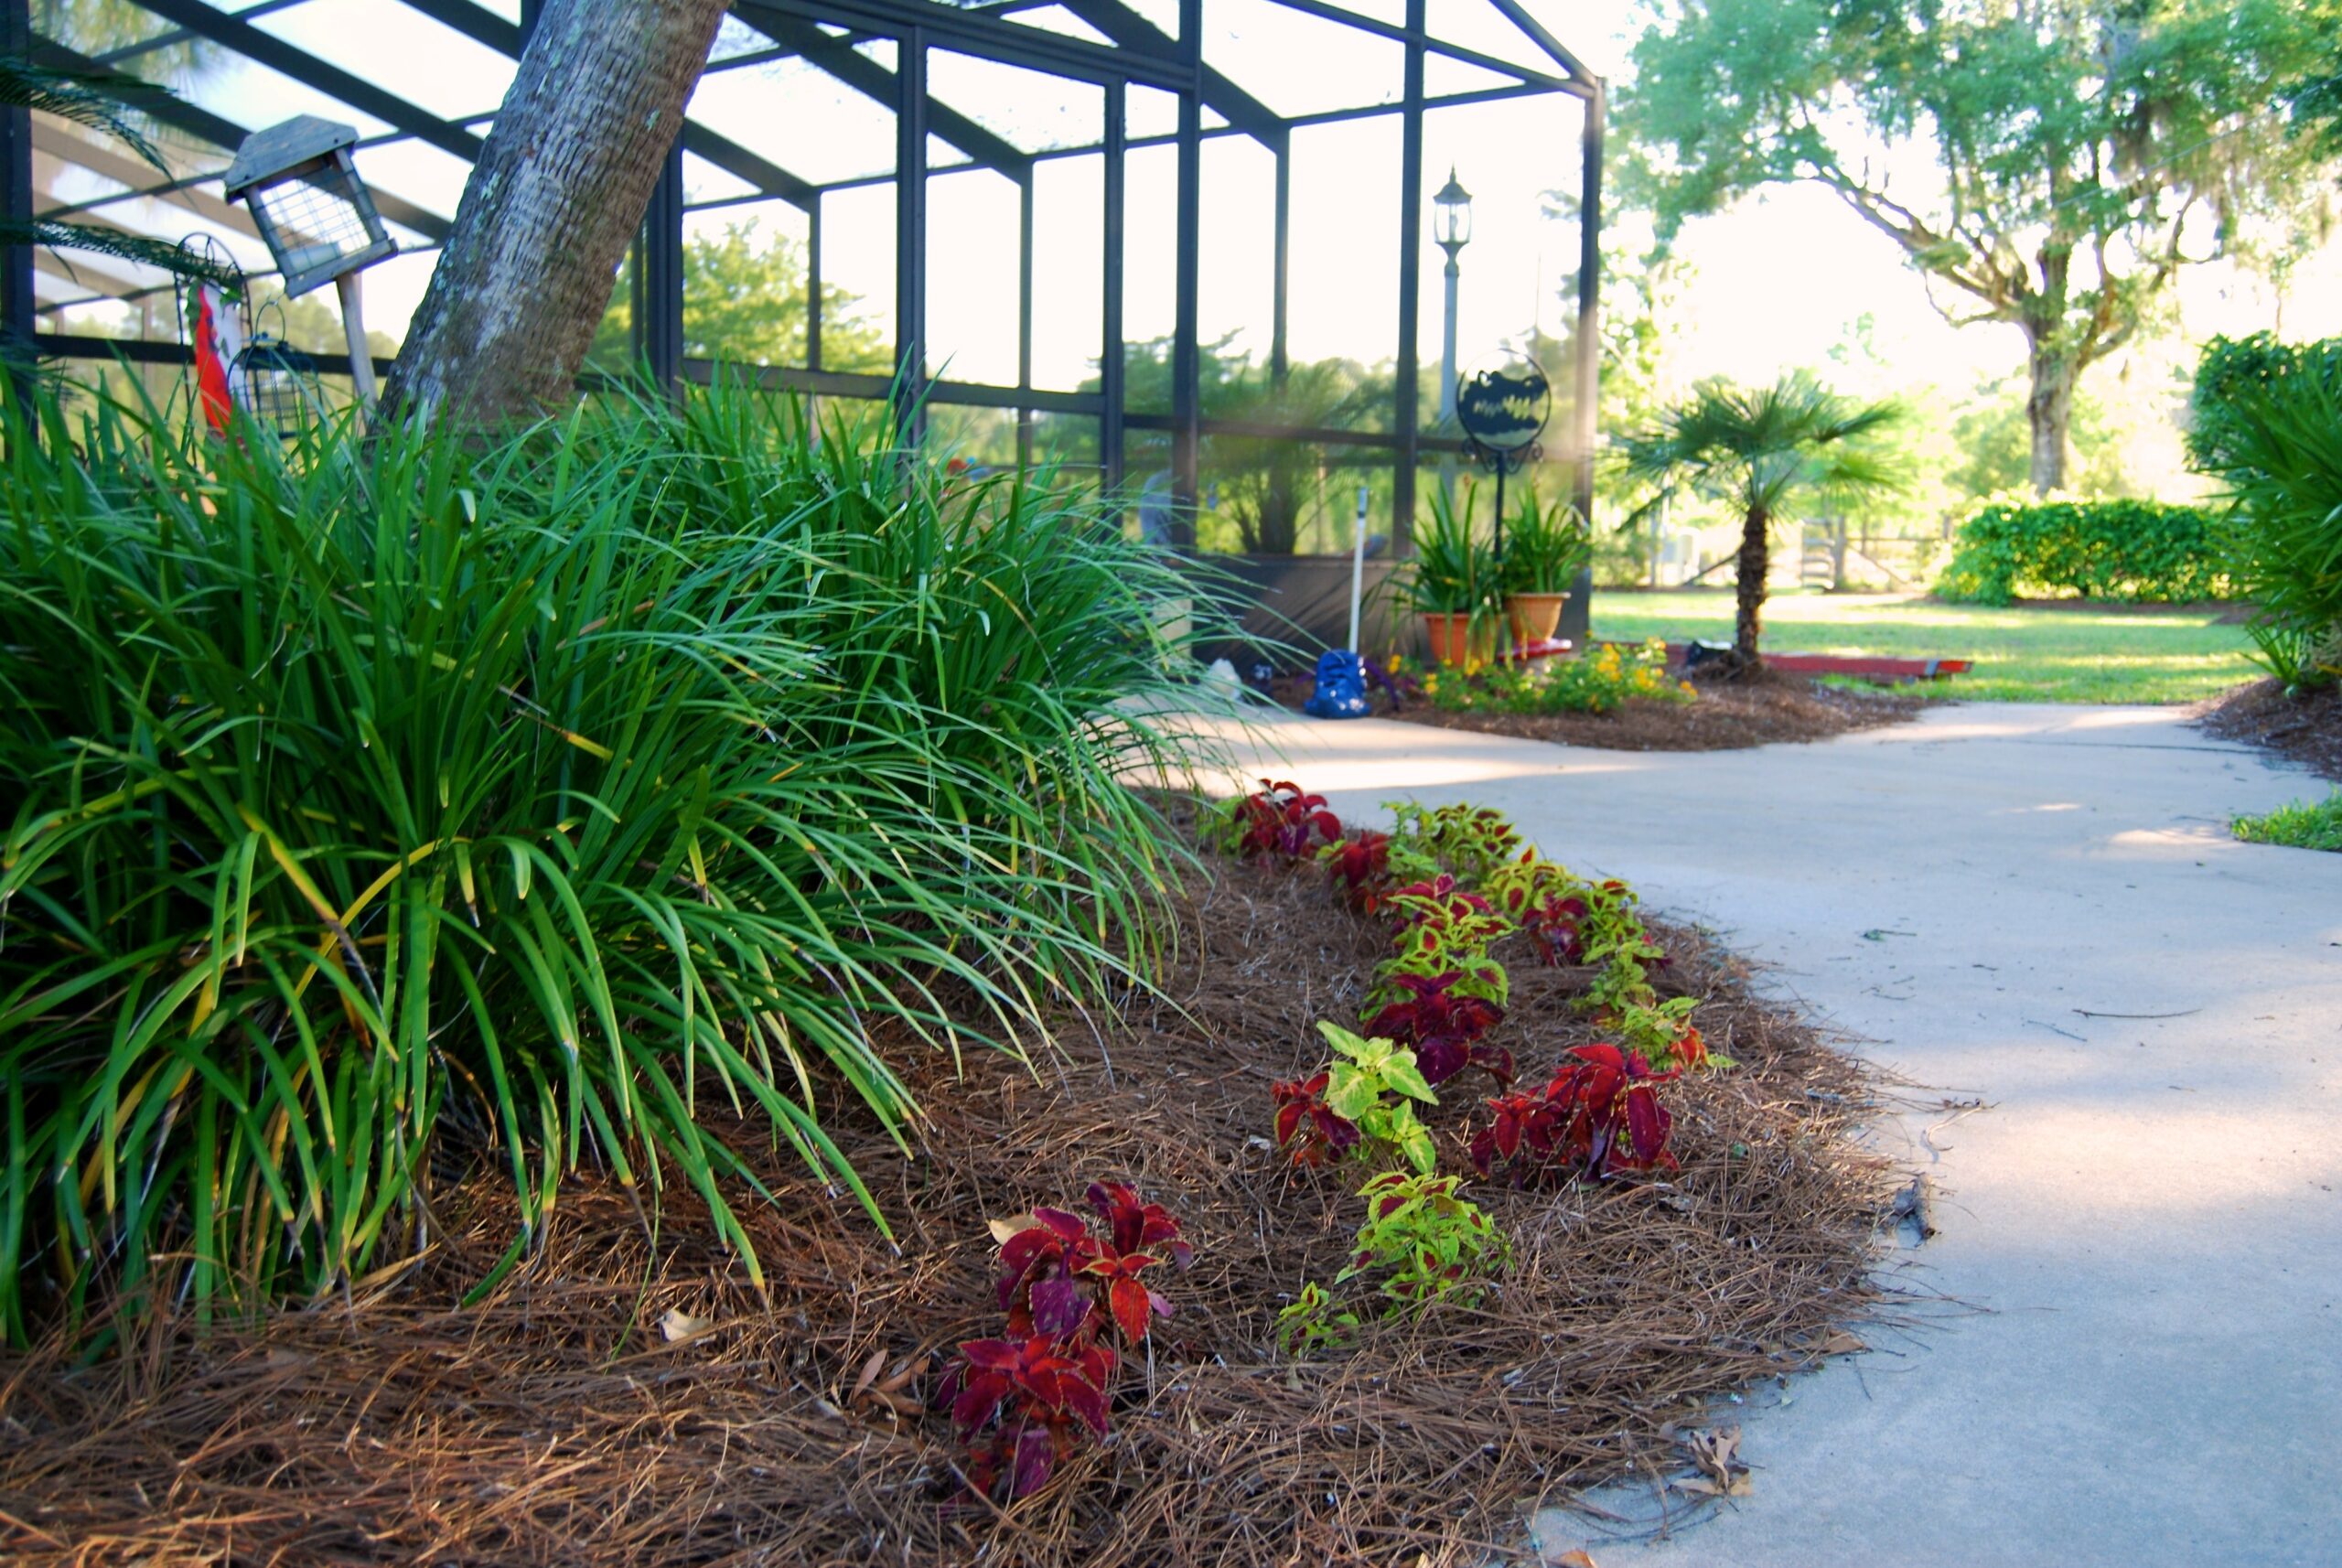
top-left (2231, 792), bottom-right (2342, 852)
top-left (0, 379), bottom-right (1230, 1337)
top-left (1499, 489), bottom-right (1591, 596)
top-left (1399, 482), bottom-right (1500, 618)
top-left (2188, 366), bottom-right (2342, 693)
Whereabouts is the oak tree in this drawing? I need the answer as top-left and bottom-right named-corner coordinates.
top-left (1621, 0), bottom-right (2342, 492)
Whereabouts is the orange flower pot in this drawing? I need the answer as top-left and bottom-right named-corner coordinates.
top-left (1422, 612), bottom-right (1495, 668)
top-left (1503, 592), bottom-right (1570, 646)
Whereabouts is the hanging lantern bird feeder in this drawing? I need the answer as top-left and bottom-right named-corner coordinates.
top-left (221, 116), bottom-right (396, 411)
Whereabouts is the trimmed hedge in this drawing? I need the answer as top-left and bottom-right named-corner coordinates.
top-left (1934, 497), bottom-right (2229, 606)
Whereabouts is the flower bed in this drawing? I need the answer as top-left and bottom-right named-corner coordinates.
top-left (0, 795), bottom-right (1889, 1567)
top-left (1277, 656), bottom-right (1925, 751)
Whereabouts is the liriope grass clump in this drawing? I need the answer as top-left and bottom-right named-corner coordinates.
top-left (0, 380), bottom-right (1233, 1337)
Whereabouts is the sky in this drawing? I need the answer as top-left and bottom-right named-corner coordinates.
top-left (42, 0), bottom-right (2340, 418)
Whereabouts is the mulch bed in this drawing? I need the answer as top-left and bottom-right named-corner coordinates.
top-left (2194, 677), bottom-right (2342, 784)
top-left (1281, 662), bottom-right (1927, 751)
top-left (0, 859), bottom-right (1891, 1566)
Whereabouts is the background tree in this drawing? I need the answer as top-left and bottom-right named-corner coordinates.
top-left (384, 0), bottom-right (734, 424)
top-left (1618, 372), bottom-right (1900, 669)
top-left (587, 218), bottom-right (886, 375)
top-left (1097, 336), bottom-right (1390, 553)
top-left (1621, 0), bottom-right (2342, 494)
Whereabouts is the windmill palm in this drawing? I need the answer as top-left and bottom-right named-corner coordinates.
top-left (1, 52), bottom-right (236, 361)
top-left (1617, 373), bottom-right (1903, 671)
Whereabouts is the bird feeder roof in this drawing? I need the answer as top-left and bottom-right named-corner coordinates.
top-left (222, 116), bottom-right (361, 201)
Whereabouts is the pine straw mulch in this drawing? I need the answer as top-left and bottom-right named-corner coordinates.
top-left (0, 864), bottom-right (1895, 1567)
top-left (2193, 676), bottom-right (2342, 784)
top-left (1351, 662), bottom-right (1927, 752)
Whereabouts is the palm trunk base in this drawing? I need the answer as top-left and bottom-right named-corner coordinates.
top-left (1734, 506), bottom-right (1769, 672)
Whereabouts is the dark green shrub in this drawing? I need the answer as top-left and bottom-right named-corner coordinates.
top-left (0, 380), bottom-right (1231, 1337)
top-left (1934, 498), bottom-right (2227, 606)
top-left (2187, 332), bottom-right (2342, 473)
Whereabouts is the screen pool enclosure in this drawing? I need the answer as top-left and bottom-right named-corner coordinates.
top-left (5, 0), bottom-right (1601, 631)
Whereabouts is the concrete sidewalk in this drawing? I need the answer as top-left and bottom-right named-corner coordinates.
top-left (1210, 702), bottom-right (2342, 1568)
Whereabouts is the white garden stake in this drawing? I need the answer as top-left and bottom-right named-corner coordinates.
top-left (1348, 484), bottom-right (1369, 651)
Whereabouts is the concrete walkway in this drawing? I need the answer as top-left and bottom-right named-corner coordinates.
top-left (1210, 702), bottom-right (2342, 1568)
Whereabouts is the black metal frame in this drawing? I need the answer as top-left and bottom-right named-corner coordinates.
top-left (11, 0), bottom-right (1601, 629)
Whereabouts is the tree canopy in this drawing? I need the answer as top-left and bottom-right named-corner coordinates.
top-left (589, 218), bottom-right (887, 377)
top-left (1621, 0), bottom-right (2342, 493)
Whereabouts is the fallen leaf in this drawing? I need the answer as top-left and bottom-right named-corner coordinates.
top-left (875, 1356), bottom-right (928, 1397)
top-left (1819, 1329), bottom-right (1867, 1357)
top-left (659, 1308), bottom-right (715, 1343)
top-left (849, 1348), bottom-right (886, 1401)
top-left (1542, 1550), bottom-right (1599, 1568)
top-left (1672, 1423), bottom-right (1756, 1498)
top-left (987, 1214), bottom-right (1042, 1245)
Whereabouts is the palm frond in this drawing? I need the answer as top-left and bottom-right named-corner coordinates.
top-left (1, 219), bottom-right (239, 286)
top-left (0, 56), bottom-right (172, 177)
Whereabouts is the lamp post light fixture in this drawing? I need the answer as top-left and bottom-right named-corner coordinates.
top-left (222, 116), bottom-right (396, 412)
top-left (1432, 167), bottom-right (1472, 428)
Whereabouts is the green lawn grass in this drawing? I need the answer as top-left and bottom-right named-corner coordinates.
top-left (1590, 588), bottom-right (2259, 703)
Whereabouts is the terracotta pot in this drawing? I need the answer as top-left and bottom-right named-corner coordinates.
top-left (1504, 591), bottom-right (1570, 646)
top-left (1421, 612), bottom-right (1495, 668)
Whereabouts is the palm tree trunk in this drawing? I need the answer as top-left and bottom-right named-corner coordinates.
top-left (383, 0), bottom-right (732, 426)
top-left (1734, 501), bottom-right (1769, 668)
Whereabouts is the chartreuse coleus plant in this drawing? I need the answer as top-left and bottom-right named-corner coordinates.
top-left (1275, 1280), bottom-right (1361, 1358)
top-left (1382, 800), bottom-right (1524, 886)
top-left (1612, 994), bottom-right (1732, 1074)
top-left (1272, 1022), bottom-right (1440, 1175)
top-left (1511, 870), bottom-right (1723, 1073)
top-left (1338, 1171), bottom-right (1510, 1316)
top-left (945, 1181), bottom-right (1193, 1500)
top-left (1373, 874), bottom-right (1511, 1009)
top-left (1321, 1022), bottom-right (1440, 1175)
top-left (1482, 853), bottom-right (1592, 967)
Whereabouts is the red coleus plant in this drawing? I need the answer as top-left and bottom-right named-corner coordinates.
top-left (1272, 1070), bottom-right (1362, 1166)
top-left (945, 1334), bottom-right (1118, 1499)
top-left (949, 1182), bottom-right (1193, 1500)
top-left (1469, 1043), bottom-right (1680, 1185)
top-left (997, 1187), bottom-right (1188, 1347)
top-left (1226, 779), bottom-right (1342, 865)
top-left (1320, 829), bottom-right (1392, 911)
top-left (1521, 890), bottom-right (1590, 967)
top-left (1362, 971), bottom-right (1512, 1088)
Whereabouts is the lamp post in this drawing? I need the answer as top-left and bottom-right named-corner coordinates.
top-left (222, 116), bottom-right (397, 415)
top-left (1432, 167), bottom-right (1472, 508)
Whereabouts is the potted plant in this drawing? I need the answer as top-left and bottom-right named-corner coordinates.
top-left (1403, 483), bottom-right (1499, 666)
top-left (1499, 490), bottom-right (1590, 646)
